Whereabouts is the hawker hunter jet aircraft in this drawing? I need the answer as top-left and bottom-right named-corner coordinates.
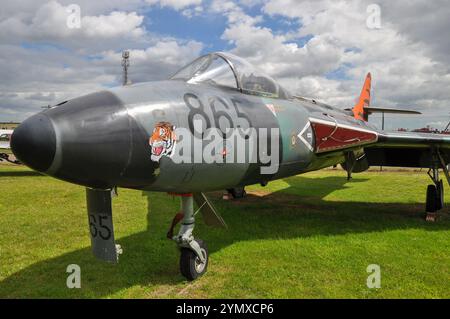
top-left (10, 52), bottom-right (450, 280)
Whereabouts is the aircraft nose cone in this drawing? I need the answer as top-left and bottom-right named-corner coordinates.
top-left (11, 113), bottom-right (56, 172)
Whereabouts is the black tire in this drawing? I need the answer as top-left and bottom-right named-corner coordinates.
top-left (227, 187), bottom-right (246, 199)
top-left (180, 239), bottom-right (208, 281)
top-left (437, 180), bottom-right (444, 210)
top-left (426, 185), bottom-right (438, 212)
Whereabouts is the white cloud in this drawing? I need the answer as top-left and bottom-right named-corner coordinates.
top-left (0, 1), bottom-right (146, 44)
top-left (182, 5), bottom-right (204, 18)
top-left (100, 40), bottom-right (203, 83)
top-left (0, 1), bottom-right (204, 121)
top-left (81, 11), bottom-right (145, 38)
top-left (218, 0), bottom-right (450, 129)
top-left (146, 0), bottom-right (202, 10)
top-left (0, 38), bottom-right (203, 121)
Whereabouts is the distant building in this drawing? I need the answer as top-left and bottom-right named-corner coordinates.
top-left (413, 126), bottom-right (439, 133)
top-left (397, 125), bottom-right (450, 134)
top-left (0, 122), bottom-right (20, 130)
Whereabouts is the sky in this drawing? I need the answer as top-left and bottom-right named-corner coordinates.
top-left (1, 0), bottom-right (449, 130)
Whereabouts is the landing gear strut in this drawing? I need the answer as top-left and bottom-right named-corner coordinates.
top-left (172, 195), bottom-right (209, 280)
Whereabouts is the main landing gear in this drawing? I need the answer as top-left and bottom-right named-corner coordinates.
top-left (224, 186), bottom-right (246, 200)
top-left (170, 194), bottom-right (209, 280)
top-left (425, 168), bottom-right (445, 221)
top-left (425, 159), bottom-right (450, 221)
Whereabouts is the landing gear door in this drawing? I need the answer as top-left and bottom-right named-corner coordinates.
top-left (86, 188), bottom-right (118, 263)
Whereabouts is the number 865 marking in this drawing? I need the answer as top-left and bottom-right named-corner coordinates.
top-left (89, 214), bottom-right (112, 240)
top-left (184, 93), bottom-right (251, 135)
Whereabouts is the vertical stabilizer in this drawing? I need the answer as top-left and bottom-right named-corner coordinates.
top-left (353, 73), bottom-right (371, 121)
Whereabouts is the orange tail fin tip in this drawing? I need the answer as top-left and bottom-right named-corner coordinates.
top-left (353, 72), bottom-right (372, 121)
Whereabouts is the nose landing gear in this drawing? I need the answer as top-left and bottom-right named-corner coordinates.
top-left (171, 194), bottom-right (209, 280)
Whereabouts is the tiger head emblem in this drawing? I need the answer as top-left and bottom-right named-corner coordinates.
top-left (149, 122), bottom-right (176, 162)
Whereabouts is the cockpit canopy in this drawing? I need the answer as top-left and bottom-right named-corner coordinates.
top-left (170, 52), bottom-right (291, 99)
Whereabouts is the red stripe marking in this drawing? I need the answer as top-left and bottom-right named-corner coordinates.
top-left (311, 122), bottom-right (377, 153)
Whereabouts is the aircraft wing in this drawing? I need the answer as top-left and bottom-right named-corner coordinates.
top-left (376, 131), bottom-right (450, 148)
top-left (364, 131), bottom-right (450, 168)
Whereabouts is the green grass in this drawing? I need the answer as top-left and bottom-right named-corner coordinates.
top-left (0, 164), bottom-right (449, 298)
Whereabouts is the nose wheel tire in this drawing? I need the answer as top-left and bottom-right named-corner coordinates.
top-left (180, 239), bottom-right (208, 281)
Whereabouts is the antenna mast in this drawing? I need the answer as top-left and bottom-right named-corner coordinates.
top-left (122, 50), bottom-right (130, 86)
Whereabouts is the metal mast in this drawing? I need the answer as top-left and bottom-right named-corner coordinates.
top-left (444, 119), bottom-right (450, 133)
top-left (121, 50), bottom-right (130, 86)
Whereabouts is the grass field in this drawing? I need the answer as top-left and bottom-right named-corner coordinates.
top-left (0, 164), bottom-right (449, 298)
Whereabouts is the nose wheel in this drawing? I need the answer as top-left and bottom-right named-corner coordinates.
top-left (180, 239), bottom-right (208, 281)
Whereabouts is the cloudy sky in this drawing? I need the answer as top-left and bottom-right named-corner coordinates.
top-left (1, 0), bottom-right (449, 130)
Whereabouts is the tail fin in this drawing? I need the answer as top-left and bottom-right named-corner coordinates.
top-left (346, 73), bottom-right (421, 120)
top-left (353, 72), bottom-right (371, 121)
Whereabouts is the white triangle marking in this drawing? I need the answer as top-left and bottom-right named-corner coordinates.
top-left (297, 121), bottom-right (314, 151)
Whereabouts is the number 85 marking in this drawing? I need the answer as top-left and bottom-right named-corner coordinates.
top-left (89, 214), bottom-right (112, 240)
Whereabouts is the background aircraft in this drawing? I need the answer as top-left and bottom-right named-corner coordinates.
top-left (0, 129), bottom-right (18, 163)
top-left (10, 52), bottom-right (450, 280)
